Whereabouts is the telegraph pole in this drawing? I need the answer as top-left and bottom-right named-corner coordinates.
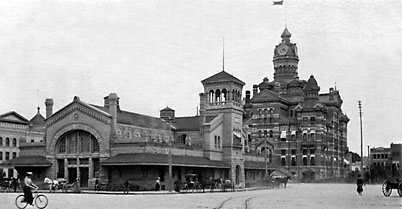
top-left (358, 101), bottom-right (363, 173)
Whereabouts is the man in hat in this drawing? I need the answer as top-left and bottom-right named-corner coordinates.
top-left (23, 172), bottom-right (38, 205)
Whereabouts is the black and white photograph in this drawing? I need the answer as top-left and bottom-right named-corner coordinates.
top-left (0, 0), bottom-right (402, 208)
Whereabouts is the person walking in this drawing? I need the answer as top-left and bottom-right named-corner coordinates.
top-left (23, 172), bottom-right (38, 206)
top-left (123, 180), bottom-right (130, 194)
top-left (356, 174), bottom-right (364, 196)
top-left (155, 177), bottom-right (161, 191)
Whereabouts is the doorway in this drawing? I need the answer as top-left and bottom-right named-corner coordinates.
top-left (68, 168), bottom-right (77, 184)
top-left (80, 167), bottom-right (89, 187)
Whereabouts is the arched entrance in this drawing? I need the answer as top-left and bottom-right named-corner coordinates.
top-left (55, 130), bottom-right (100, 187)
top-left (235, 165), bottom-right (241, 185)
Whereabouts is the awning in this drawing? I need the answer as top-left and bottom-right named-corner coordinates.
top-left (101, 153), bottom-right (231, 168)
top-left (3, 156), bottom-right (52, 167)
top-left (302, 130), bottom-right (307, 134)
top-left (280, 131), bottom-right (286, 139)
top-left (310, 130), bottom-right (315, 134)
top-left (291, 131), bottom-right (296, 136)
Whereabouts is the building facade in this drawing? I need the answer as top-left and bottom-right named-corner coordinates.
top-left (6, 28), bottom-right (349, 188)
top-left (243, 28), bottom-right (349, 182)
top-left (0, 109), bottom-right (45, 179)
top-left (370, 143), bottom-right (401, 180)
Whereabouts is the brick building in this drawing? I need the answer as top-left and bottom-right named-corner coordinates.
top-left (243, 28), bottom-right (349, 182)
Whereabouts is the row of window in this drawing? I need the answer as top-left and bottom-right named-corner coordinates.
top-left (372, 153), bottom-right (389, 159)
top-left (208, 88), bottom-right (242, 103)
top-left (0, 137), bottom-right (17, 147)
top-left (281, 156), bottom-right (315, 166)
top-left (281, 148), bottom-right (316, 156)
top-left (0, 151), bottom-right (17, 161)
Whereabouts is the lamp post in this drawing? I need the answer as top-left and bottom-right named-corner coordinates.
top-left (166, 117), bottom-right (173, 192)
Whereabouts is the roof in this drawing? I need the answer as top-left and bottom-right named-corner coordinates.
top-left (201, 71), bottom-right (245, 86)
top-left (281, 28), bottom-right (291, 38)
top-left (101, 153), bottom-right (230, 168)
top-left (161, 106), bottom-right (175, 112)
top-left (173, 116), bottom-right (200, 131)
top-left (251, 89), bottom-right (289, 104)
top-left (91, 105), bottom-right (169, 130)
top-left (30, 108), bottom-right (46, 127)
top-left (244, 161), bottom-right (267, 169)
top-left (304, 75), bottom-right (320, 92)
top-left (0, 111), bottom-right (29, 125)
top-left (3, 156), bottom-right (52, 167)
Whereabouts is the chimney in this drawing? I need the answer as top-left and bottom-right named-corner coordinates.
top-left (245, 90), bottom-right (251, 103)
top-left (45, 99), bottom-right (53, 119)
top-left (329, 88), bottom-right (334, 100)
top-left (107, 93), bottom-right (119, 138)
top-left (253, 85), bottom-right (258, 97)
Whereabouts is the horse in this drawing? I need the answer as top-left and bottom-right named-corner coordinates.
top-left (220, 179), bottom-right (235, 192)
top-left (273, 176), bottom-right (290, 188)
top-left (44, 177), bottom-right (63, 193)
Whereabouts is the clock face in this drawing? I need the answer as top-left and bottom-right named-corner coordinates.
top-left (278, 45), bottom-right (289, 55)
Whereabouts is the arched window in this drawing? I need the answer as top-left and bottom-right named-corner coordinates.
top-left (56, 130), bottom-right (99, 154)
top-left (215, 89), bottom-right (221, 102)
top-left (0, 137), bottom-right (2, 146)
top-left (6, 138), bottom-right (10, 147)
top-left (12, 138), bottom-right (17, 147)
top-left (221, 89), bottom-right (227, 102)
top-left (209, 90), bottom-right (215, 102)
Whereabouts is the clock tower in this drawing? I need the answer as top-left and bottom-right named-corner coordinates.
top-left (273, 28), bottom-right (299, 85)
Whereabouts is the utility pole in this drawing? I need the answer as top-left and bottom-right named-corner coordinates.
top-left (167, 117), bottom-right (173, 192)
top-left (264, 133), bottom-right (268, 180)
top-left (358, 101), bottom-right (363, 173)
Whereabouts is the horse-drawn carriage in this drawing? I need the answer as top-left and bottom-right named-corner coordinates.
top-left (180, 174), bottom-right (203, 193)
top-left (382, 179), bottom-right (402, 197)
top-left (175, 174), bottom-right (234, 193)
top-left (44, 178), bottom-right (74, 193)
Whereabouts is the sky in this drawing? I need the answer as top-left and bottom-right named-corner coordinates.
top-left (0, 0), bottom-right (401, 156)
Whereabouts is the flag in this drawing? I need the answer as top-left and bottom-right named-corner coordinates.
top-left (273, 0), bottom-right (284, 5)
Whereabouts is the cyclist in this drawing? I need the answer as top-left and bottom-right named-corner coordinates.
top-left (23, 172), bottom-right (38, 206)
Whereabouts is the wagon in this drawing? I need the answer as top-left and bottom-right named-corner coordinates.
top-left (382, 179), bottom-right (402, 197)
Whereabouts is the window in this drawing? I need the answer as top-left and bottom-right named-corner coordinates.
top-left (291, 157), bottom-right (296, 166)
top-left (281, 157), bottom-right (286, 166)
top-left (311, 117), bottom-right (316, 125)
top-left (57, 159), bottom-right (65, 178)
top-left (56, 130), bottom-right (99, 154)
top-left (0, 152), bottom-right (2, 160)
top-left (214, 136), bottom-right (217, 148)
top-left (12, 138), bottom-right (17, 147)
top-left (302, 149), bottom-right (308, 155)
top-left (12, 152), bottom-right (16, 159)
top-left (311, 157), bottom-right (315, 166)
top-left (281, 150), bottom-right (286, 155)
top-left (6, 152), bottom-right (10, 160)
top-left (0, 137), bottom-right (2, 146)
top-left (303, 157), bottom-right (308, 166)
top-left (303, 117), bottom-right (308, 125)
top-left (291, 149), bottom-right (296, 155)
top-left (6, 138), bottom-right (10, 146)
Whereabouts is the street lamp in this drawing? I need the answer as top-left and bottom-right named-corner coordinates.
top-left (166, 117), bottom-right (173, 192)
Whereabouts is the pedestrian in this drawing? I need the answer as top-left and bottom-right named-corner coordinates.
top-left (356, 174), bottom-right (363, 196)
top-left (94, 178), bottom-right (99, 191)
top-left (123, 180), bottom-right (130, 194)
top-left (155, 177), bottom-right (161, 191)
top-left (23, 172), bottom-right (38, 206)
top-left (11, 177), bottom-right (18, 192)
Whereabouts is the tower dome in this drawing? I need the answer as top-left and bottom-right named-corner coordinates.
top-left (273, 28), bottom-right (299, 85)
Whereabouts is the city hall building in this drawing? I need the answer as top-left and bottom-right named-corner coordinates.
top-left (243, 28), bottom-right (350, 181)
top-left (6, 28), bottom-right (349, 189)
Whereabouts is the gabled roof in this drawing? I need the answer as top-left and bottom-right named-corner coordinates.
top-left (251, 89), bottom-right (289, 104)
top-left (91, 105), bottom-right (169, 130)
top-left (0, 111), bottom-right (29, 125)
top-left (304, 75), bottom-right (320, 92)
top-left (201, 71), bottom-right (245, 85)
top-left (48, 96), bottom-right (111, 122)
top-left (101, 153), bottom-right (230, 168)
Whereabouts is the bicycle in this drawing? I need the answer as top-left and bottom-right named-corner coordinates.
top-left (15, 190), bottom-right (48, 209)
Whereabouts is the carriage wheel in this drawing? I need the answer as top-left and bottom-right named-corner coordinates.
top-left (382, 180), bottom-right (392, 197)
top-left (398, 182), bottom-right (402, 197)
